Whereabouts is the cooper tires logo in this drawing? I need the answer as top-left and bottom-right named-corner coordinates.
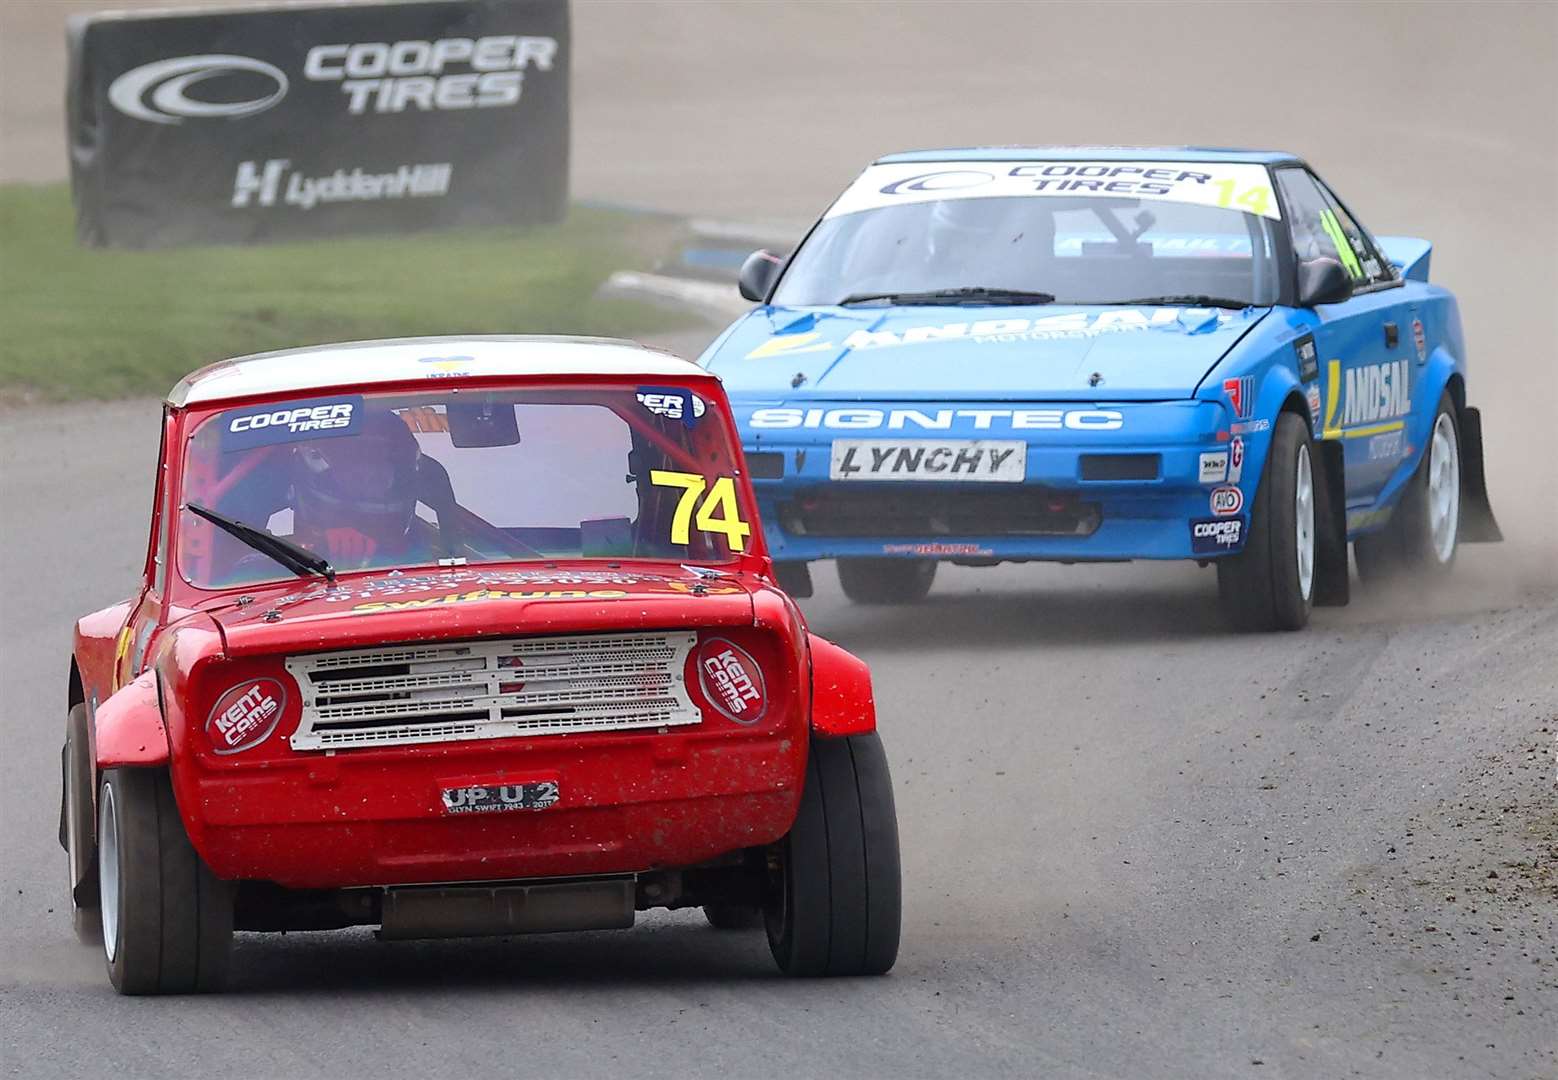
top-left (108, 54), bottom-right (289, 125)
top-left (879, 170), bottom-right (994, 195)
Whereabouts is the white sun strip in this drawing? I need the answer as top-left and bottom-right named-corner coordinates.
top-left (823, 161), bottom-right (1282, 221)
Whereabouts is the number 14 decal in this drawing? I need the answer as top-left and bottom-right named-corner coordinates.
top-left (649, 471), bottom-right (752, 551)
top-left (1211, 178), bottom-right (1272, 217)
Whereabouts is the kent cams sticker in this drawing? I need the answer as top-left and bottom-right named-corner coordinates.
top-left (206, 678), bottom-right (286, 754)
top-left (696, 638), bottom-right (766, 723)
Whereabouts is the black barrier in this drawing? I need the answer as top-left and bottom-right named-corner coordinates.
top-left (67, 0), bottom-right (569, 248)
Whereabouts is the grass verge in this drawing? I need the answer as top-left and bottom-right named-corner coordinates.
top-left (0, 184), bottom-right (686, 403)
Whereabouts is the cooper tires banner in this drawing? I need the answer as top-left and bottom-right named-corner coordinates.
top-left (67, 0), bottom-right (569, 248)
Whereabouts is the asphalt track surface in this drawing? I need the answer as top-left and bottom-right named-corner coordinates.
top-left (2, 3), bottom-right (1557, 1078)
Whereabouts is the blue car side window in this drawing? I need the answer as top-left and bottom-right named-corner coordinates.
top-left (1276, 170), bottom-right (1393, 288)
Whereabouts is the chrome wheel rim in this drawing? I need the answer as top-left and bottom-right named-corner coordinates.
top-left (98, 786), bottom-right (119, 963)
top-left (1295, 444), bottom-right (1315, 601)
top-left (1427, 412), bottom-right (1460, 564)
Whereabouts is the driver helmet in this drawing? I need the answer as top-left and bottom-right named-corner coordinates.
top-left (926, 197), bottom-right (1001, 259)
top-left (291, 410), bottom-right (420, 548)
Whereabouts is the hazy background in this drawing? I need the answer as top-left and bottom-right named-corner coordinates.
top-left (6, 0), bottom-right (1553, 562)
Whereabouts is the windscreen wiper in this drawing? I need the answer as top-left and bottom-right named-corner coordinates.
top-left (185, 501), bottom-right (335, 582)
top-left (838, 287), bottom-right (1057, 307)
top-left (1113, 294), bottom-right (1256, 311)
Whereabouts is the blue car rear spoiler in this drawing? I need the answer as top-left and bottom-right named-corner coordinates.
top-left (1375, 236), bottom-right (1432, 282)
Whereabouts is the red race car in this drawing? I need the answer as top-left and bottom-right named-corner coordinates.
top-left (60, 336), bottom-right (900, 993)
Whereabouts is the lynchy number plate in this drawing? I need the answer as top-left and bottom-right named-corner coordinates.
top-left (830, 439), bottom-right (1026, 482)
top-left (441, 782), bottom-right (560, 815)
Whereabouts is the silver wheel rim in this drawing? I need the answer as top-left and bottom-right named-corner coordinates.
top-left (1295, 444), bottom-right (1315, 601)
top-left (1427, 412), bottom-right (1460, 564)
top-left (99, 786), bottom-right (120, 963)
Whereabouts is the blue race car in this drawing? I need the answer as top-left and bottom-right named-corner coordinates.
top-left (700, 147), bottom-right (1500, 630)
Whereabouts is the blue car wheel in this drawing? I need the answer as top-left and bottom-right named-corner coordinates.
top-left (836, 558), bottom-right (937, 605)
top-left (1355, 391), bottom-right (1462, 583)
top-left (1216, 413), bottom-right (1316, 631)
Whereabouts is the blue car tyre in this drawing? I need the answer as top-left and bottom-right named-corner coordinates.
top-left (1216, 413), bottom-right (1316, 631)
top-left (1354, 391), bottom-right (1461, 584)
top-left (836, 557), bottom-right (937, 605)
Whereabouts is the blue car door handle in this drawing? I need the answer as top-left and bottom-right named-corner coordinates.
top-left (1383, 321), bottom-right (1399, 348)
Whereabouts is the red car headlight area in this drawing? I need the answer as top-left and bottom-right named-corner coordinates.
top-left (204, 676), bottom-right (289, 755)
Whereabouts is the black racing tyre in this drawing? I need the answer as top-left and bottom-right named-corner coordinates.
top-left (703, 904), bottom-right (765, 930)
top-left (1216, 412), bottom-right (1316, 631)
top-left (61, 703), bottom-right (100, 944)
top-left (99, 768), bottom-right (234, 995)
top-left (766, 733), bottom-right (901, 977)
top-left (836, 558), bottom-right (936, 605)
top-left (1354, 391), bottom-right (1461, 585)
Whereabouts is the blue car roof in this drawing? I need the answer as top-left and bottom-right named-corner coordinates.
top-left (875, 146), bottom-right (1303, 166)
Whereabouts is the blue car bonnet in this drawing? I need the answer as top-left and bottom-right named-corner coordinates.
top-left (706, 304), bottom-right (1268, 400)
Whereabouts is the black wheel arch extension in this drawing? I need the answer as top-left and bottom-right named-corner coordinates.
top-left (1451, 387), bottom-right (1502, 544)
top-left (1275, 391), bottom-right (1350, 608)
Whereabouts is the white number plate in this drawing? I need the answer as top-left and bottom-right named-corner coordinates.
top-left (441, 782), bottom-right (560, 815)
top-left (829, 439), bottom-right (1027, 483)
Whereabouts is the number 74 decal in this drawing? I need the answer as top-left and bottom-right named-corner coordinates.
top-left (649, 471), bottom-right (752, 551)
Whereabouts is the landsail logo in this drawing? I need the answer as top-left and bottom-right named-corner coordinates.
top-left (108, 54), bottom-right (289, 125)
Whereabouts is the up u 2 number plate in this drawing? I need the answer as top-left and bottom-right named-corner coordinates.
top-left (441, 781), bottom-right (560, 815)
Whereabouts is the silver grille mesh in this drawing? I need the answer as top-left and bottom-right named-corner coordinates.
top-left (284, 631), bottom-right (698, 751)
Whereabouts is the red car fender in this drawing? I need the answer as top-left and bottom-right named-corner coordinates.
top-left (807, 633), bottom-right (876, 737)
top-left (74, 600), bottom-right (134, 709)
top-left (94, 670), bottom-right (169, 768)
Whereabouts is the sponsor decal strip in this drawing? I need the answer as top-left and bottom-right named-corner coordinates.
top-left (749, 407), bottom-right (1122, 432)
top-left (826, 161), bottom-right (1282, 220)
top-left (353, 589), bottom-right (630, 612)
top-left (744, 308), bottom-right (1239, 360)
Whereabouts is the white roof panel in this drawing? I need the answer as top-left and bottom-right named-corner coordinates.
top-left (168, 336), bottom-right (706, 407)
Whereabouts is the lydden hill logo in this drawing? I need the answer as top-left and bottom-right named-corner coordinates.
top-left (108, 54), bottom-right (289, 125)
